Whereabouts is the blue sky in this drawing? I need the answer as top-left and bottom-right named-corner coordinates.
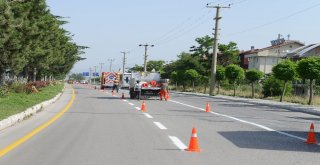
top-left (46, 0), bottom-right (320, 74)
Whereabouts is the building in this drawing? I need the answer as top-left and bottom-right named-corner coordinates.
top-left (285, 43), bottom-right (320, 60)
top-left (244, 36), bottom-right (304, 74)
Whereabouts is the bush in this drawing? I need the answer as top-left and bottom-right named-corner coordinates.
top-left (262, 75), bottom-right (292, 97)
top-left (0, 84), bottom-right (9, 97)
top-left (10, 81), bottom-right (26, 93)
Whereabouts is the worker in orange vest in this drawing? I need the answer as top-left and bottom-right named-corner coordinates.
top-left (159, 81), bottom-right (168, 101)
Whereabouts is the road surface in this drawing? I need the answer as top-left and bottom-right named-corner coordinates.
top-left (0, 84), bottom-right (319, 165)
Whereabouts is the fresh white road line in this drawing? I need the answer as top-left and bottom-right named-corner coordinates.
top-left (128, 103), bottom-right (134, 106)
top-left (169, 99), bottom-right (310, 143)
top-left (123, 100), bottom-right (128, 102)
top-left (144, 113), bottom-right (153, 119)
top-left (169, 136), bottom-right (187, 151)
top-left (153, 122), bottom-right (167, 130)
top-left (135, 107), bottom-right (141, 110)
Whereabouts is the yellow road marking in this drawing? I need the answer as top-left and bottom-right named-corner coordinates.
top-left (0, 87), bottom-right (76, 157)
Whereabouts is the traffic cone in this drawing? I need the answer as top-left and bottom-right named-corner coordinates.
top-left (121, 93), bottom-right (125, 99)
top-left (165, 93), bottom-right (170, 101)
top-left (306, 123), bottom-right (317, 144)
top-left (185, 128), bottom-right (201, 152)
top-left (205, 102), bottom-right (211, 113)
top-left (141, 101), bottom-right (146, 112)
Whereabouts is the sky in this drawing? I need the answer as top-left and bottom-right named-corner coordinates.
top-left (46, 0), bottom-right (320, 74)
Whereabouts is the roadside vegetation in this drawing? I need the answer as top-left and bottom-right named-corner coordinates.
top-left (130, 35), bottom-right (320, 105)
top-left (0, 81), bottom-right (64, 121)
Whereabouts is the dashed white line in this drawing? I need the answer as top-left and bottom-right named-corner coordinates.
top-left (153, 122), bottom-right (167, 130)
top-left (129, 103), bottom-right (134, 106)
top-left (169, 99), bottom-right (310, 143)
top-left (168, 136), bottom-right (187, 151)
top-left (135, 107), bottom-right (141, 110)
top-left (123, 100), bottom-right (128, 102)
top-left (144, 113), bottom-right (153, 119)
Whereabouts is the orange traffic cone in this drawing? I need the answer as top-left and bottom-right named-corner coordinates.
top-left (121, 93), bottom-right (125, 99)
top-left (185, 128), bottom-right (201, 152)
top-left (165, 93), bottom-right (170, 101)
top-left (141, 101), bottom-right (146, 112)
top-left (306, 123), bottom-right (317, 144)
top-left (205, 102), bottom-right (211, 113)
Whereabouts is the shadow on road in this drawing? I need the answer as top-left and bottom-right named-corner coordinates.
top-left (219, 131), bottom-right (320, 153)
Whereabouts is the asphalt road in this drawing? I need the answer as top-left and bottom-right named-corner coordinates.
top-left (0, 84), bottom-right (319, 165)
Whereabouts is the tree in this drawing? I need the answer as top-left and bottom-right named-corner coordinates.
top-left (147, 60), bottom-right (165, 72)
top-left (225, 64), bottom-right (244, 96)
top-left (170, 71), bottom-right (178, 89)
top-left (245, 69), bottom-right (264, 98)
top-left (69, 73), bottom-right (85, 82)
top-left (185, 69), bottom-right (199, 92)
top-left (130, 65), bottom-right (143, 72)
top-left (272, 60), bottom-right (296, 102)
top-left (217, 42), bottom-right (240, 66)
top-left (216, 66), bottom-right (225, 94)
top-left (296, 57), bottom-right (320, 105)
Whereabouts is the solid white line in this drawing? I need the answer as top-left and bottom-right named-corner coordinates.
top-left (144, 113), bottom-right (153, 119)
top-left (169, 99), bottom-right (308, 142)
top-left (153, 122), bottom-right (167, 130)
top-left (135, 107), bottom-right (141, 110)
top-left (129, 103), bottom-right (134, 106)
top-left (168, 136), bottom-right (187, 151)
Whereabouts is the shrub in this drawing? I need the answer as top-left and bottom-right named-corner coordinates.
top-left (10, 81), bottom-right (26, 93)
top-left (0, 84), bottom-right (9, 97)
top-left (262, 75), bottom-right (292, 97)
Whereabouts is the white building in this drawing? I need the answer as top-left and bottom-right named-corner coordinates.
top-left (245, 38), bottom-right (304, 74)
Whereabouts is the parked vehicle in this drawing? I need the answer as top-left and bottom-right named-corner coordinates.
top-left (128, 72), bottom-right (162, 100)
top-left (100, 72), bottom-right (117, 89)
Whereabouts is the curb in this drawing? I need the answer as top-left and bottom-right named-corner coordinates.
top-left (0, 86), bottom-right (66, 131)
top-left (171, 91), bottom-right (320, 116)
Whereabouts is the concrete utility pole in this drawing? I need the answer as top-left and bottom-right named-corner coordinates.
top-left (89, 67), bottom-right (92, 84)
top-left (139, 44), bottom-right (154, 72)
top-left (94, 66), bottom-right (97, 85)
top-left (99, 63), bottom-right (104, 75)
top-left (120, 51), bottom-right (129, 74)
top-left (107, 59), bottom-right (115, 72)
top-left (207, 4), bottom-right (230, 96)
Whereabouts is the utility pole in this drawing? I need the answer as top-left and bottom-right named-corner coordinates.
top-left (207, 4), bottom-right (230, 96)
top-left (107, 59), bottom-right (115, 72)
top-left (89, 67), bottom-right (92, 84)
top-left (99, 63), bottom-right (104, 75)
top-left (120, 51), bottom-right (129, 74)
top-left (94, 66), bottom-right (97, 85)
top-left (139, 44), bottom-right (154, 72)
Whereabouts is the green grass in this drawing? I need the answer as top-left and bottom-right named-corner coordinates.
top-left (0, 84), bottom-right (64, 121)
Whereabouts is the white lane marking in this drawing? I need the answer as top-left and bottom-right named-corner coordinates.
top-left (129, 103), bottom-right (134, 106)
top-left (169, 100), bottom-right (308, 142)
top-left (153, 122), bottom-right (167, 130)
top-left (169, 136), bottom-right (187, 151)
top-left (135, 107), bottom-right (141, 110)
top-left (144, 113), bottom-right (153, 119)
top-left (123, 100), bottom-right (128, 102)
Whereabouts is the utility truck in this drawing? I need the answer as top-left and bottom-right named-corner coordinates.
top-left (129, 72), bottom-right (162, 99)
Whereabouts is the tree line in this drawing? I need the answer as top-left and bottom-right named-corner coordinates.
top-left (130, 35), bottom-right (320, 105)
top-left (0, 0), bottom-right (86, 83)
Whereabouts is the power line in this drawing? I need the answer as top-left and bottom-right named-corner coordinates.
top-left (224, 2), bottom-right (320, 37)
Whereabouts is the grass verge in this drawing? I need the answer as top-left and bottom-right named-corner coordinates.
top-left (0, 84), bottom-right (64, 121)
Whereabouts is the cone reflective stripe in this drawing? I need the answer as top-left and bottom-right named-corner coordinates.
top-left (205, 102), bottom-right (211, 113)
top-left (306, 123), bottom-right (317, 144)
top-left (185, 128), bottom-right (201, 152)
top-left (141, 101), bottom-right (146, 112)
